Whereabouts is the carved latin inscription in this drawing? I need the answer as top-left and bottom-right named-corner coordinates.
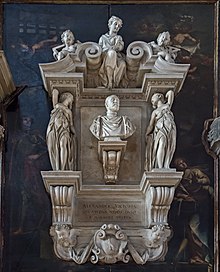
top-left (76, 201), bottom-right (143, 224)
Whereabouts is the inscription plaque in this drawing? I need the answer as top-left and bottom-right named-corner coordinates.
top-left (76, 200), bottom-right (143, 225)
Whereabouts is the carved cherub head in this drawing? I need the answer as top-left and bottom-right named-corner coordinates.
top-left (61, 30), bottom-right (75, 47)
top-left (108, 16), bottom-right (123, 34)
top-left (157, 31), bottom-right (171, 47)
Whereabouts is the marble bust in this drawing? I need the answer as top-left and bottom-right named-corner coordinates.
top-left (90, 95), bottom-right (135, 141)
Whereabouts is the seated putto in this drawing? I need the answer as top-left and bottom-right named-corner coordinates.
top-left (90, 95), bottom-right (135, 141)
top-left (52, 29), bottom-right (80, 61)
top-left (150, 31), bottom-right (180, 63)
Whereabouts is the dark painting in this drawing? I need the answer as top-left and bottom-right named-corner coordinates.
top-left (3, 2), bottom-right (215, 272)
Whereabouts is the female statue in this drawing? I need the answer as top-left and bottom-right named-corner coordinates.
top-left (98, 16), bottom-right (126, 89)
top-left (46, 89), bottom-right (76, 171)
top-left (145, 90), bottom-right (176, 171)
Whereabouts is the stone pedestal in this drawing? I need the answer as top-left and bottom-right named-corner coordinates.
top-left (41, 169), bottom-right (182, 264)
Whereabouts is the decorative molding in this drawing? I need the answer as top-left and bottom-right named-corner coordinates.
top-left (39, 37), bottom-right (189, 100)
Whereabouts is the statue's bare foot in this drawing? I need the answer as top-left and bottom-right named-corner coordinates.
top-left (108, 82), bottom-right (113, 90)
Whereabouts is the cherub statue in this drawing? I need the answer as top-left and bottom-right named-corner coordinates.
top-left (52, 30), bottom-right (80, 61)
top-left (90, 95), bottom-right (135, 141)
top-left (46, 89), bottom-right (76, 170)
top-left (98, 16), bottom-right (127, 89)
top-left (145, 90), bottom-right (176, 171)
top-left (150, 31), bottom-right (180, 63)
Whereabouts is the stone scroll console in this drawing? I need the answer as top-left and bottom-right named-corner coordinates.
top-left (40, 16), bottom-right (190, 265)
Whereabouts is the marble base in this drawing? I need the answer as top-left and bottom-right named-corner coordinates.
top-left (41, 169), bottom-right (183, 265)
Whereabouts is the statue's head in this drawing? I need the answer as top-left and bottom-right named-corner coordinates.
top-left (61, 30), bottom-right (75, 46)
top-left (157, 31), bottom-right (171, 46)
top-left (151, 93), bottom-right (164, 108)
top-left (108, 16), bottom-right (123, 33)
top-left (59, 92), bottom-right (74, 108)
top-left (105, 95), bottom-right (120, 113)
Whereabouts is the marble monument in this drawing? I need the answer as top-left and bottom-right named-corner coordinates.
top-left (39, 16), bottom-right (190, 265)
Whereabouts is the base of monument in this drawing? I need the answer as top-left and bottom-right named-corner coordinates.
top-left (41, 170), bottom-right (184, 265)
top-left (58, 261), bottom-right (212, 272)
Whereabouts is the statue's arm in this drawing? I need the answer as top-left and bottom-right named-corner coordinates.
top-left (114, 35), bottom-right (124, 51)
top-left (146, 111), bottom-right (156, 137)
top-left (52, 44), bottom-right (65, 59)
top-left (98, 35), bottom-right (104, 49)
top-left (165, 90), bottom-right (174, 108)
top-left (69, 112), bottom-right (76, 135)
top-left (52, 89), bottom-right (59, 108)
top-left (168, 46), bottom-right (180, 59)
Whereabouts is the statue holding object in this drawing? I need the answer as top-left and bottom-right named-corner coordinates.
top-left (52, 30), bottom-right (81, 61)
top-left (150, 31), bottom-right (180, 63)
top-left (145, 90), bottom-right (176, 171)
top-left (99, 16), bottom-right (127, 89)
top-left (46, 89), bottom-right (77, 171)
